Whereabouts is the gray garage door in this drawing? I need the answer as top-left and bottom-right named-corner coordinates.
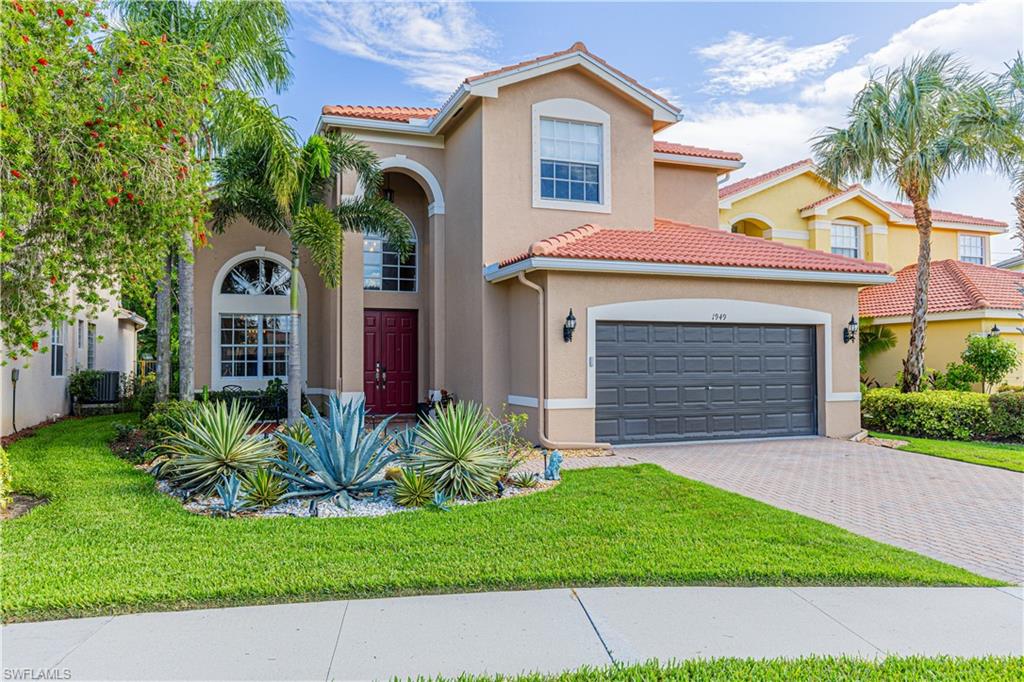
top-left (595, 322), bottom-right (817, 444)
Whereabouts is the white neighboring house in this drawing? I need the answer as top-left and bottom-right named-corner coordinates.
top-left (0, 301), bottom-right (146, 437)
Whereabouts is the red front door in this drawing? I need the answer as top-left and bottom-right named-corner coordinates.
top-left (363, 309), bottom-right (418, 414)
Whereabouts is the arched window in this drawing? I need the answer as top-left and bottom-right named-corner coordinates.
top-left (220, 258), bottom-right (290, 295)
top-left (363, 223), bottom-right (417, 292)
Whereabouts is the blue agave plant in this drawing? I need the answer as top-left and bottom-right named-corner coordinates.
top-left (427, 489), bottom-right (451, 513)
top-left (215, 473), bottom-right (243, 517)
top-left (276, 395), bottom-right (399, 510)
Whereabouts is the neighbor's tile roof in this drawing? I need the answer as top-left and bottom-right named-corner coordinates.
top-left (800, 184), bottom-right (868, 211)
top-left (718, 159), bottom-right (814, 198)
top-left (654, 141), bottom-right (743, 162)
top-left (498, 217), bottom-right (891, 275)
top-left (320, 105), bottom-right (439, 122)
top-left (859, 260), bottom-right (1024, 317)
top-left (884, 202), bottom-right (1007, 228)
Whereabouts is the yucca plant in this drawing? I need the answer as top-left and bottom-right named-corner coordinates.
top-left (277, 395), bottom-right (399, 510)
top-left (411, 401), bottom-right (506, 499)
top-left (161, 401), bottom-right (277, 494)
top-left (509, 471), bottom-right (539, 489)
top-left (392, 468), bottom-right (436, 507)
top-left (241, 467), bottom-right (288, 509)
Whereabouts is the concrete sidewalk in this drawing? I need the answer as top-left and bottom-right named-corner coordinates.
top-left (2, 587), bottom-right (1021, 681)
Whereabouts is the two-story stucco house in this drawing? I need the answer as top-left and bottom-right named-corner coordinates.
top-left (195, 43), bottom-right (894, 446)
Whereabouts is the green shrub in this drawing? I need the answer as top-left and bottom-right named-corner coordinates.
top-left (160, 401), bottom-right (277, 494)
top-left (392, 468), bottom-right (436, 507)
top-left (109, 422), bottom-right (154, 464)
top-left (136, 381), bottom-right (158, 419)
top-left (989, 391), bottom-right (1024, 441)
top-left (929, 362), bottom-right (979, 391)
top-left (861, 388), bottom-right (992, 441)
top-left (961, 334), bottom-right (1021, 393)
top-left (0, 445), bottom-right (11, 512)
top-left (411, 401), bottom-right (506, 499)
top-left (142, 400), bottom-right (200, 442)
top-left (68, 369), bottom-right (104, 402)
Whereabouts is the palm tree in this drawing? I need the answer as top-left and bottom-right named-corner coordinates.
top-left (116, 0), bottom-right (293, 403)
top-left (813, 52), bottom-right (986, 392)
top-left (997, 55), bottom-right (1023, 253)
top-left (213, 133), bottom-right (411, 423)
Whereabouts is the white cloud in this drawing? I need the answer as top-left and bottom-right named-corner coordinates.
top-left (298, 1), bottom-right (497, 97)
top-left (695, 31), bottom-right (854, 94)
top-left (803, 0), bottom-right (1022, 105)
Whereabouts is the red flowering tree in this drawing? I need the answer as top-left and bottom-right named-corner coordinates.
top-left (0, 0), bottom-right (216, 358)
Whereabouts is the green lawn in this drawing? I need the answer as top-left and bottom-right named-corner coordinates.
top-left (1, 417), bottom-right (997, 622)
top-left (438, 656), bottom-right (1023, 681)
top-left (871, 432), bottom-right (1024, 472)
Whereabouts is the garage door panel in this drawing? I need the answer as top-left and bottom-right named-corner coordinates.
top-left (596, 322), bottom-right (817, 444)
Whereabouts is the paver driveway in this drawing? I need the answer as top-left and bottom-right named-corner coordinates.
top-left (551, 438), bottom-right (1024, 584)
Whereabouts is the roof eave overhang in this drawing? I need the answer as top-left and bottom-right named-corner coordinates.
top-left (718, 161), bottom-right (818, 209)
top-left (654, 152), bottom-right (744, 173)
top-left (484, 256), bottom-right (894, 285)
top-left (890, 218), bottom-right (1007, 233)
top-left (863, 308), bottom-right (1024, 324)
top-left (799, 188), bottom-right (902, 221)
top-left (117, 308), bottom-right (148, 330)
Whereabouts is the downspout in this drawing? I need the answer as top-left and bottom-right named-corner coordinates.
top-left (516, 273), bottom-right (611, 450)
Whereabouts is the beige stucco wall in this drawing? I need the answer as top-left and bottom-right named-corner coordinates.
top-left (499, 272), bottom-right (863, 442)
top-left (654, 164), bottom-right (724, 228)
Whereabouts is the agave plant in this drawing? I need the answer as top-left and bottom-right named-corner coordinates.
top-left (161, 401), bottom-right (277, 494)
top-left (215, 474), bottom-right (243, 517)
top-left (241, 467), bottom-right (288, 509)
top-left (277, 395), bottom-right (399, 510)
top-left (411, 401), bottom-right (506, 499)
top-left (392, 426), bottom-right (419, 463)
top-left (392, 468), bottom-right (435, 507)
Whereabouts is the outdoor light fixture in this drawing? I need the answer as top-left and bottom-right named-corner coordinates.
top-left (843, 315), bottom-right (859, 344)
top-left (563, 308), bottom-right (577, 343)
top-left (382, 174), bottom-right (395, 203)
top-left (989, 324), bottom-right (1002, 337)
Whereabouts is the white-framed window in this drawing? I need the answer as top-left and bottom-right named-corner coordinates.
top-left (86, 323), bottom-right (96, 369)
top-left (532, 99), bottom-right (611, 213)
top-left (220, 258), bottom-right (290, 295)
top-left (50, 324), bottom-right (65, 377)
top-left (958, 234), bottom-right (984, 264)
top-left (219, 314), bottom-right (289, 378)
top-left (77, 320), bottom-right (84, 349)
top-left (831, 222), bottom-right (861, 259)
top-left (363, 225), bottom-right (417, 292)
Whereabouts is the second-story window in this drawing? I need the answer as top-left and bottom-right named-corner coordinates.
top-left (958, 234), bottom-right (984, 264)
top-left (831, 222), bottom-right (861, 259)
top-left (363, 223), bottom-right (417, 292)
top-left (539, 118), bottom-right (602, 204)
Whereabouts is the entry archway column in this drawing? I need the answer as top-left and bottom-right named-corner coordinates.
top-left (428, 209), bottom-right (445, 390)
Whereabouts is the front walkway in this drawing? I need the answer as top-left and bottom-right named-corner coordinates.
top-left (2, 587), bottom-right (1020, 680)
top-left (539, 437), bottom-right (1024, 584)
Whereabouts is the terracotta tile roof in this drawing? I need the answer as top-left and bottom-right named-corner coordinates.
top-left (498, 217), bottom-right (892, 275)
top-left (719, 159), bottom-right (814, 198)
top-left (800, 184), bottom-right (865, 211)
top-left (884, 201), bottom-right (1007, 228)
top-left (859, 260), bottom-right (1024, 317)
top-left (320, 105), bottom-right (439, 122)
top-left (654, 141), bottom-right (743, 162)
top-left (465, 42), bottom-right (678, 111)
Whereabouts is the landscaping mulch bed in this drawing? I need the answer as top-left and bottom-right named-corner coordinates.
top-left (0, 494), bottom-right (48, 521)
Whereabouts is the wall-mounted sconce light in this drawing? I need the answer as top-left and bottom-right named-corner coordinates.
top-left (843, 315), bottom-right (859, 344)
top-left (382, 174), bottom-right (395, 203)
top-left (563, 308), bottom-right (577, 343)
top-left (988, 324), bottom-right (1002, 337)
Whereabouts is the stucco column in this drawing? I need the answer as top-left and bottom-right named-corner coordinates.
top-left (865, 224), bottom-right (889, 263)
top-left (339, 231), bottom-right (365, 396)
top-left (808, 219), bottom-right (831, 252)
top-left (428, 211), bottom-right (446, 390)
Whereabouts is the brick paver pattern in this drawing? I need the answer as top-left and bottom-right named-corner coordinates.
top-left (535, 438), bottom-right (1023, 584)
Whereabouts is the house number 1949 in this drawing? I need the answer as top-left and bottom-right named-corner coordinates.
top-left (711, 312), bottom-right (728, 321)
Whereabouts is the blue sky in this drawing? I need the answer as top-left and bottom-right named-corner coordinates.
top-left (268, 1), bottom-right (1022, 260)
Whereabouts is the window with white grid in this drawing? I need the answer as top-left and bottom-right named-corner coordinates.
top-left (958, 234), bottom-right (984, 264)
top-left (86, 323), bottom-right (96, 370)
top-left (831, 222), bottom-right (861, 259)
top-left (50, 324), bottom-right (65, 377)
top-left (219, 314), bottom-right (288, 378)
top-left (363, 226), bottom-right (417, 292)
top-left (539, 118), bottom-right (602, 204)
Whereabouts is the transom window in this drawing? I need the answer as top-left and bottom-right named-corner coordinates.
top-left (86, 323), bottom-right (96, 370)
top-left (959, 234), bottom-right (984, 264)
top-left (220, 314), bottom-right (289, 378)
top-left (363, 229), bottom-right (417, 292)
top-left (50, 324), bottom-right (65, 377)
top-left (831, 222), bottom-right (861, 259)
top-left (220, 258), bottom-right (290, 295)
top-left (539, 118), bottom-right (601, 204)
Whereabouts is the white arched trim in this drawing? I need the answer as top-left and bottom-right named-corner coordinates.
top-left (210, 247), bottom-right (308, 391)
top-left (531, 98), bottom-right (612, 214)
top-left (354, 155), bottom-right (445, 216)
top-left (544, 298), bottom-right (855, 410)
top-left (729, 212), bottom-right (776, 229)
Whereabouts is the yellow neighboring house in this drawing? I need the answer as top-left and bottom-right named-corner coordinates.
top-left (716, 159), bottom-right (1018, 387)
top-left (995, 254), bottom-right (1024, 272)
top-left (859, 260), bottom-right (1024, 387)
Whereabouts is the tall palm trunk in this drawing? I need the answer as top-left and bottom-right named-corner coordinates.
top-left (901, 193), bottom-right (933, 393)
top-left (177, 232), bottom-right (194, 402)
top-left (287, 242), bottom-right (302, 424)
top-left (155, 252), bottom-right (173, 402)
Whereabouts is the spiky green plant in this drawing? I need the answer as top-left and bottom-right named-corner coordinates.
top-left (277, 395), bottom-right (399, 509)
top-left (411, 401), bottom-right (506, 499)
top-left (392, 468), bottom-right (435, 507)
top-left (160, 401), bottom-right (277, 494)
top-left (241, 467), bottom-right (288, 509)
top-left (426, 489), bottom-right (451, 513)
top-left (215, 474), bottom-right (243, 517)
top-left (509, 471), bottom-right (539, 489)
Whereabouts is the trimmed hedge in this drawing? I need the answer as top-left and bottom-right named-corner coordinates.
top-left (990, 391), bottom-right (1024, 441)
top-left (861, 389), bottom-right (992, 440)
